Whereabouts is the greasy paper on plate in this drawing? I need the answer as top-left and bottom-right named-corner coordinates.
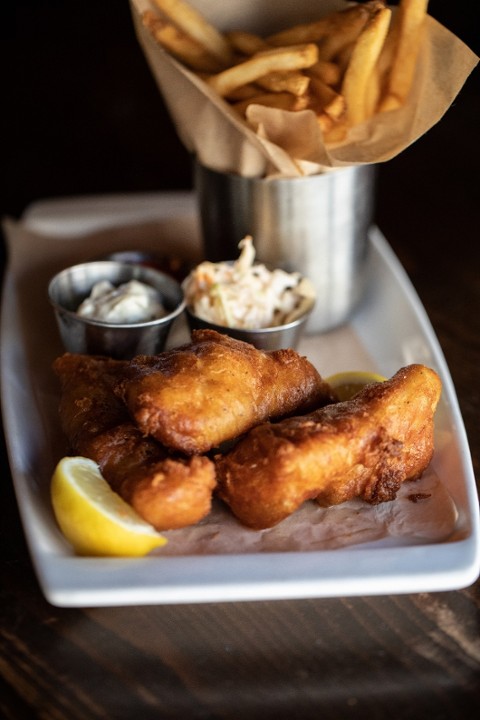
top-left (130, 0), bottom-right (478, 177)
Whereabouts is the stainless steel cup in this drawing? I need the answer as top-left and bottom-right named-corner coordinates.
top-left (48, 261), bottom-right (185, 359)
top-left (184, 303), bottom-right (313, 352)
top-left (194, 161), bottom-right (376, 334)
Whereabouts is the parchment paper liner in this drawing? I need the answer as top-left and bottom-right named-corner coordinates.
top-left (130, 0), bottom-right (478, 177)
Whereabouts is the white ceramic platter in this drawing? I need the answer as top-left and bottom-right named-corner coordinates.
top-left (1, 192), bottom-right (479, 606)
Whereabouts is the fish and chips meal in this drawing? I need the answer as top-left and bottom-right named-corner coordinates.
top-left (50, 0), bottom-right (469, 552)
top-left (140, 0), bottom-right (434, 143)
top-left (52, 329), bottom-right (442, 552)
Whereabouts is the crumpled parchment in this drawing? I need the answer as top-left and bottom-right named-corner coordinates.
top-left (130, 0), bottom-right (478, 176)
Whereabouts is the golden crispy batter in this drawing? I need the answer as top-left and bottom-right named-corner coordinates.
top-left (53, 353), bottom-right (216, 530)
top-left (116, 329), bottom-right (336, 455)
top-left (215, 364), bottom-right (442, 529)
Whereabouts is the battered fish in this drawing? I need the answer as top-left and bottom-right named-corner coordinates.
top-left (116, 329), bottom-right (336, 455)
top-left (216, 364), bottom-right (442, 529)
top-left (53, 353), bottom-right (216, 530)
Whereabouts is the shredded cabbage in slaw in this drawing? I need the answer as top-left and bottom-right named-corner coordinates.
top-left (183, 236), bottom-right (315, 329)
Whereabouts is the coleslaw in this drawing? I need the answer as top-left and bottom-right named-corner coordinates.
top-left (183, 236), bottom-right (315, 329)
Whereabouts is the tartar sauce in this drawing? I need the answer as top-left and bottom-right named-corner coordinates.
top-left (77, 280), bottom-right (166, 323)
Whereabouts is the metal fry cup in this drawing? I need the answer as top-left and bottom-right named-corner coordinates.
top-left (184, 300), bottom-right (314, 352)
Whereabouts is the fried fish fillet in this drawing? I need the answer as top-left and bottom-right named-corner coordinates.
top-left (215, 364), bottom-right (442, 529)
top-left (116, 329), bottom-right (336, 455)
top-left (53, 353), bottom-right (216, 530)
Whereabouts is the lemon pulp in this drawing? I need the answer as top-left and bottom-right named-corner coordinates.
top-left (326, 370), bottom-right (386, 401)
top-left (51, 456), bottom-right (167, 557)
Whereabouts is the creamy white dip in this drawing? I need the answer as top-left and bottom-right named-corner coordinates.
top-left (77, 280), bottom-right (166, 323)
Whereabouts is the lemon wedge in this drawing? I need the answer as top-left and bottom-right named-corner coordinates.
top-left (51, 456), bottom-right (167, 557)
top-left (326, 370), bottom-right (386, 401)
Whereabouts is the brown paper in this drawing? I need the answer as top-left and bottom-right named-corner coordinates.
top-left (130, 0), bottom-right (478, 177)
top-left (159, 471), bottom-right (458, 555)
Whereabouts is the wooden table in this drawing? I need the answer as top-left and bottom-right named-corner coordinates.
top-left (1, 3), bottom-right (479, 718)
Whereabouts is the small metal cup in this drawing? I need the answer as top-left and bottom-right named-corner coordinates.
top-left (194, 161), bottom-right (376, 334)
top-left (48, 261), bottom-right (185, 359)
top-left (185, 302), bottom-right (314, 352)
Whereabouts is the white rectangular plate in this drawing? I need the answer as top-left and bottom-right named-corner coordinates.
top-left (2, 192), bottom-right (479, 606)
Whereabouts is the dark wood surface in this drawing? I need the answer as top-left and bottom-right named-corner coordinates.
top-left (1, 3), bottom-right (479, 718)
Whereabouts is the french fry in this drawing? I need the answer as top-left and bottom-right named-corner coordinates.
top-left (152, 0), bottom-right (233, 65)
top-left (378, 94), bottom-right (403, 112)
top-left (317, 113), bottom-right (334, 135)
top-left (307, 60), bottom-right (342, 88)
top-left (379, 0), bottom-right (429, 111)
top-left (316, 4), bottom-right (372, 61)
top-left (225, 32), bottom-right (311, 97)
top-left (225, 83), bottom-right (262, 102)
top-left (364, 63), bottom-right (382, 119)
top-left (232, 92), bottom-right (309, 117)
top-left (309, 77), bottom-right (346, 121)
top-left (265, 5), bottom-right (368, 47)
top-left (323, 119), bottom-right (349, 145)
top-left (342, 5), bottom-right (392, 126)
top-left (142, 11), bottom-right (223, 73)
top-left (225, 30), bottom-right (269, 57)
top-left (265, 17), bottom-right (333, 47)
top-left (375, 8), bottom-right (401, 89)
top-left (257, 70), bottom-right (310, 96)
top-left (207, 44), bottom-right (319, 98)
top-left (334, 41), bottom-right (356, 74)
